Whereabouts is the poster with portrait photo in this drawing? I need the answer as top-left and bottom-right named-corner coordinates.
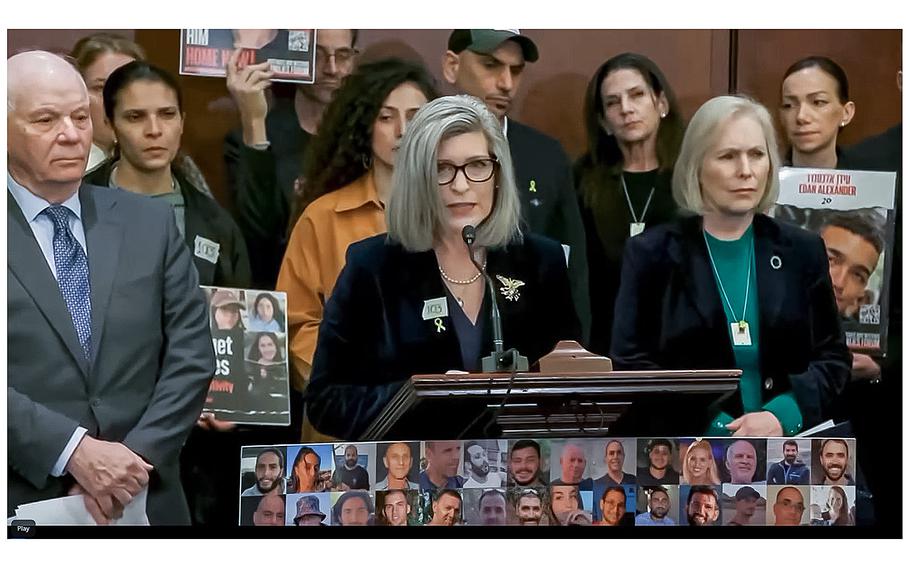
top-left (246, 291), bottom-right (287, 333)
top-left (179, 28), bottom-right (316, 83)
top-left (810, 438), bottom-right (857, 486)
top-left (548, 485), bottom-right (594, 526)
top-left (331, 443), bottom-right (376, 491)
top-left (677, 438), bottom-right (724, 486)
top-left (240, 494), bottom-right (286, 526)
top-left (766, 438), bottom-right (813, 485)
top-left (375, 490), bottom-right (419, 526)
top-left (809, 485), bottom-right (856, 526)
top-left (720, 484), bottom-right (767, 526)
top-left (720, 438), bottom-right (767, 485)
top-left (589, 438), bottom-right (636, 521)
top-left (548, 438), bottom-right (599, 487)
top-left (286, 444), bottom-right (334, 493)
top-left (419, 441), bottom-right (466, 491)
top-left (242, 331), bottom-right (290, 424)
top-left (766, 485), bottom-right (810, 526)
top-left (416, 489), bottom-right (464, 526)
top-left (238, 445), bottom-right (288, 497)
top-left (772, 167), bottom-right (897, 355)
top-left (329, 490), bottom-right (375, 526)
top-left (375, 442), bottom-right (420, 490)
top-left (462, 440), bottom-right (508, 488)
top-left (678, 484), bottom-right (722, 526)
top-left (507, 439), bottom-right (551, 487)
top-left (634, 485), bottom-right (679, 526)
top-left (637, 438), bottom-right (682, 486)
top-left (286, 492), bottom-right (331, 526)
top-left (507, 487), bottom-right (552, 526)
top-left (202, 286), bottom-right (290, 425)
top-left (462, 488), bottom-right (510, 526)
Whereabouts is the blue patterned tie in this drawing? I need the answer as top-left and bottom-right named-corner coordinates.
top-left (43, 205), bottom-right (92, 360)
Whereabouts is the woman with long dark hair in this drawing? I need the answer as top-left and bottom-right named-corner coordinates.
top-left (276, 58), bottom-right (438, 409)
top-left (575, 53), bottom-right (685, 355)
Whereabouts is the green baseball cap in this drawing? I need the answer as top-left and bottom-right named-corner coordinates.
top-left (447, 29), bottom-right (539, 62)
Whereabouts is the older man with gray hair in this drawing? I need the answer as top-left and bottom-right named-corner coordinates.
top-left (7, 50), bottom-right (213, 525)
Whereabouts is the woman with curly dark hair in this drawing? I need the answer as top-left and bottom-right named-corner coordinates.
top-left (276, 58), bottom-right (438, 414)
top-left (574, 53), bottom-right (685, 356)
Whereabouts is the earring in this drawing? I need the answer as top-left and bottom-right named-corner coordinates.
top-left (362, 154), bottom-right (373, 169)
top-left (840, 121), bottom-right (847, 127)
top-left (660, 112), bottom-right (667, 118)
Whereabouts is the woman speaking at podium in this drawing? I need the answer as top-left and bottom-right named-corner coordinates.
top-left (304, 95), bottom-right (581, 440)
top-left (610, 95), bottom-right (850, 438)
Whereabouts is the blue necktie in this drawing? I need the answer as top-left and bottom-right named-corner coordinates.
top-left (43, 205), bottom-right (92, 360)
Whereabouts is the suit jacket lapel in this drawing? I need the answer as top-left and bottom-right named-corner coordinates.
top-left (753, 214), bottom-right (788, 336)
top-left (675, 217), bottom-right (728, 329)
top-left (81, 185), bottom-right (123, 366)
top-left (396, 247), bottom-right (462, 368)
top-left (7, 191), bottom-right (89, 376)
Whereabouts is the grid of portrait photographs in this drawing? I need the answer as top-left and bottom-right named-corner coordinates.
top-left (238, 437), bottom-right (858, 527)
top-left (203, 286), bottom-right (290, 425)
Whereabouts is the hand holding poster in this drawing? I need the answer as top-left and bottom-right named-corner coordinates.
top-left (204, 286), bottom-right (291, 425)
top-left (771, 167), bottom-right (897, 356)
top-left (180, 29), bottom-right (316, 83)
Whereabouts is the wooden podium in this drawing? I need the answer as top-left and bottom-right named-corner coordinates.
top-left (361, 367), bottom-right (742, 440)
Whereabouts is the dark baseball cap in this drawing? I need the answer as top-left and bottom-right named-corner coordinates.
top-left (447, 29), bottom-right (539, 62)
top-left (734, 487), bottom-right (761, 501)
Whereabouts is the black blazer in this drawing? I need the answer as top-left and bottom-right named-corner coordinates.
top-left (305, 233), bottom-right (582, 440)
top-left (85, 160), bottom-right (251, 288)
top-left (508, 119), bottom-right (591, 343)
top-left (610, 214), bottom-right (850, 432)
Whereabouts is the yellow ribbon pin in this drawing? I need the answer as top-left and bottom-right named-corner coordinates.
top-left (529, 180), bottom-right (537, 193)
top-left (434, 318), bottom-right (446, 333)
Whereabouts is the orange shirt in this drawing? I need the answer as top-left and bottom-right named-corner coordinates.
top-left (276, 174), bottom-right (385, 391)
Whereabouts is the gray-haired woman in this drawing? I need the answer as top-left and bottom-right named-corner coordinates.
top-left (304, 95), bottom-right (581, 440)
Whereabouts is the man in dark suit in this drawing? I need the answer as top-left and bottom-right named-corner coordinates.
top-left (7, 51), bottom-right (214, 525)
top-left (442, 29), bottom-right (591, 342)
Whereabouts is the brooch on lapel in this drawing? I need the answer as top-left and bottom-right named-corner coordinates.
top-left (495, 275), bottom-right (525, 302)
top-left (528, 180), bottom-right (537, 193)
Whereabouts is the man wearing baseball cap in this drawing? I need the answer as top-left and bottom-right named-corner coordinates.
top-left (442, 30), bottom-right (590, 342)
top-left (727, 486), bottom-right (761, 526)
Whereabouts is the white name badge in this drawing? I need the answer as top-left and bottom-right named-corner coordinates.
top-left (422, 297), bottom-right (449, 320)
top-left (194, 236), bottom-right (220, 265)
top-left (630, 223), bottom-right (645, 237)
top-left (731, 322), bottom-right (753, 346)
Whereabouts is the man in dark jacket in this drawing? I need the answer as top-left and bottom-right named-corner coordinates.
top-left (442, 29), bottom-right (590, 343)
top-left (224, 29), bottom-right (359, 288)
top-left (767, 439), bottom-right (810, 485)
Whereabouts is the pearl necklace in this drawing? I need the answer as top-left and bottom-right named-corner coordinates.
top-left (438, 260), bottom-right (486, 285)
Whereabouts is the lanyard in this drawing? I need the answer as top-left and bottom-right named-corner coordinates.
top-left (703, 231), bottom-right (754, 331)
top-left (620, 174), bottom-right (655, 224)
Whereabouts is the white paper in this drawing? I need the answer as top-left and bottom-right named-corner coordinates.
top-left (13, 488), bottom-right (149, 526)
top-left (797, 420), bottom-right (836, 437)
top-left (778, 167), bottom-right (896, 211)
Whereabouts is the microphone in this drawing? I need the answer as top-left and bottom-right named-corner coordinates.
top-left (461, 225), bottom-right (528, 372)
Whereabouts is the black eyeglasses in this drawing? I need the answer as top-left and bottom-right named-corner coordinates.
top-left (437, 157), bottom-right (498, 186)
